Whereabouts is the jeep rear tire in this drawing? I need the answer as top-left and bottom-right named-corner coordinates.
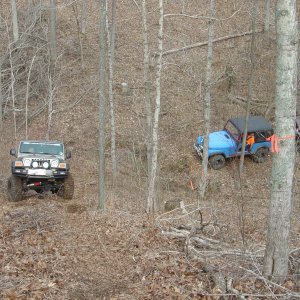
top-left (7, 175), bottom-right (23, 202)
top-left (209, 154), bottom-right (226, 170)
top-left (252, 147), bottom-right (269, 163)
top-left (59, 174), bottom-right (74, 200)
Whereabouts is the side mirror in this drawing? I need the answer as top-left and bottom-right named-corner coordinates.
top-left (66, 149), bottom-right (72, 159)
top-left (10, 149), bottom-right (17, 157)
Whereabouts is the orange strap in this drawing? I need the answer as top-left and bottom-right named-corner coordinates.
top-left (189, 179), bottom-right (195, 191)
top-left (266, 135), bottom-right (295, 153)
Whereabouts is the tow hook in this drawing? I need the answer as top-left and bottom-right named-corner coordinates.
top-left (27, 182), bottom-right (42, 187)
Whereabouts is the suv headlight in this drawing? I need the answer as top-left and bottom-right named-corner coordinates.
top-left (43, 162), bottom-right (49, 169)
top-left (32, 161), bottom-right (38, 168)
top-left (51, 159), bottom-right (59, 168)
top-left (23, 158), bottom-right (31, 167)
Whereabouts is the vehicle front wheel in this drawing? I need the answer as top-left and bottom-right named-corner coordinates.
top-left (7, 175), bottom-right (23, 202)
top-left (209, 154), bottom-right (226, 170)
top-left (58, 174), bottom-right (74, 200)
top-left (252, 147), bottom-right (269, 163)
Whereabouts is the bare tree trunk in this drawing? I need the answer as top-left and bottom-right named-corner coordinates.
top-left (147, 0), bottom-right (163, 213)
top-left (71, 3), bottom-right (85, 69)
top-left (11, 0), bottom-right (19, 43)
top-left (198, 0), bottom-right (215, 202)
top-left (46, 74), bottom-right (53, 140)
top-left (0, 59), bottom-right (3, 130)
top-left (47, 0), bottom-right (56, 140)
top-left (25, 55), bottom-right (36, 139)
top-left (107, 0), bottom-right (117, 186)
top-left (239, 0), bottom-right (257, 174)
top-left (26, 0), bottom-right (34, 27)
top-left (264, 0), bottom-right (270, 32)
top-left (81, 0), bottom-right (88, 34)
top-left (141, 0), bottom-right (153, 176)
top-left (236, 0), bottom-right (257, 246)
top-left (263, 0), bottom-right (297, 283)
top-left (8, 37), bottom-right (17, 139)
top-left (49, 0), bottom-right (57, 68)
top-left (98, 0), bottom-right (107, 211)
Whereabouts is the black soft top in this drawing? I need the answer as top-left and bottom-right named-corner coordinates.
top-left (229, 116), bottom-right (273, 133)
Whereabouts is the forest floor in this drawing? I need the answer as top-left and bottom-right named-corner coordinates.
top-left (0, 1), bottom-right (300, 298)
top-left (1, 150), bottom-right (300, 299)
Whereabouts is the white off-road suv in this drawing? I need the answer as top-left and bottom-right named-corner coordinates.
top-left (8, 140), bottom-right (74, 201)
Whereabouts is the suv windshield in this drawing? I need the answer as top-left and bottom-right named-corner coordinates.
top-left (20, 142), bottom-right (63, 156)
top-left (224, 121), bottom-right (240, 141)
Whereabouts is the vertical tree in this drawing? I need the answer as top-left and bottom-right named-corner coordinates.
top-left (235, 0), bottom-right (257, 245)
top-left (141, 0), bottom-right (153, 176)
top-left (147, 0), bottom-right (163, 213)
top-left (239, 0), bottom-right (257, 174)
top-left (107, 0), bottom-right (117, 186)
top-left (98, 0), bottom-right (107, 211)
top-left (0, 59), bottom-right (2, 130)
top-left (263, 0), bottom-right (297, 283)
top-left (49, 0), bottom-right (57, 68)
top-left (81, 0), bottom-right (88, 35)
top-left (46, 0), bottom-right (57, 140)
top-left (71, 2), bottom-right (85, 68)
top-left (11, 0), bottom-right (19, 43)
top-left (199, 0), bottom-right (215, 201)
top-left (264, 0), bottom-right (271, 33)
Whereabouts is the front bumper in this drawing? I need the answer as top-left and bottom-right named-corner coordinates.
top-left (12, 167), bottom-right (68, 178)
top-left (194, 143), bottom-right (203, 157)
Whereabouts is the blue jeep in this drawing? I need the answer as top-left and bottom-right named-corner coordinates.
top-left (194, 116), bottom-right (273, 170)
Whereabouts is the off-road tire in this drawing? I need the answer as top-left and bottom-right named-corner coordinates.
top-left (58, 174), bottom-right (74, 200)
top-left (252, 147), bottom-right (269, 163)
top-left (7, 175), bottom-right (23, 202)
top-left (209, 154), bottom-right (226, 170)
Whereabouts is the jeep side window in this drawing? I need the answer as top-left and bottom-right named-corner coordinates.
top-left (224, 121), bottom-right (240, 141)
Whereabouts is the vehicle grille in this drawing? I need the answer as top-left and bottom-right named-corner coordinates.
top-left (32, 160), bottom-right (51, 168)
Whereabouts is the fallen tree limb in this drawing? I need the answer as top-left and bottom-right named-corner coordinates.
top-left (162, 30), bottom-right (263, 57)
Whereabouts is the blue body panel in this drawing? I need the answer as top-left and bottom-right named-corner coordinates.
top-left (250, 141), bottom-right (272, 154)
top-left (195, 131), bottom-right (271, 158)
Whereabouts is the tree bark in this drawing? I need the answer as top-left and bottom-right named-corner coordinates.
top-left (47, 0), bottom-right (56, 140)
top-left (0, 59), bottom-right (3, 130)
top-left (199, 0), bottom-right (215, 201)
top-left (239, 0), bottom-right (257, 175)
top-left (11, 0), bottom-right (19, 43)
top-left (8, 37), bottom-right (17, 139)
top-left (109, 0), bottom-right (117, 186)
top-left (263, 0), bottom-right (297, 283)
top-left (49, 0), bottom-right (57, 69)
top-left (46, 74), bottom-right (53, 140)
top-left (141, 0), bottom-right (153, 176)
top-left (147, 0), bottom-right (163, 213)
top-left (25, 55), bottom-right (36, 139)
top-left (81, 0), bottom-right (88, 34)
top-left (236, 0), bottom-right (257, 246)
top-left (264, 0), bottom-right (271, 32)
top-left (98, 0), bottom-right (107, 211)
